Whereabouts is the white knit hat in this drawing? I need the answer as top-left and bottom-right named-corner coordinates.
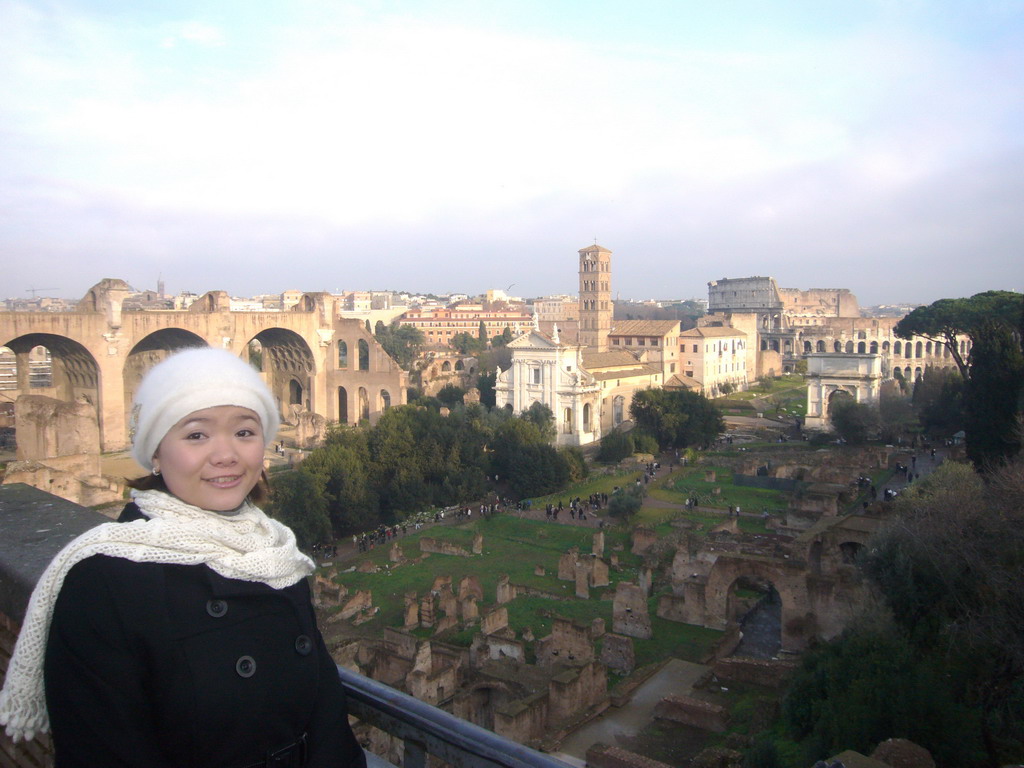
top-left (129, 347), bottom-right (280, 470)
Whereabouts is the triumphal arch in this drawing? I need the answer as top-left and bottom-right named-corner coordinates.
top-left (803, 353), bottom-right (882, 430)
top-left (0, 279), bottom-right (407, 454)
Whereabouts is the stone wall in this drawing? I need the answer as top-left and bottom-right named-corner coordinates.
top-left (712, 657), bottom-right (798, 689)
top-left (586, 744), bottom-right (676, 768)
top-left (653, 694), bottom-right (729, 733)
top-left (599, 633), bottom-right (635, 674)
top-left (612, 583), bottom-right (652, 639)
top-left (420, 537), bottom-right (473, 557)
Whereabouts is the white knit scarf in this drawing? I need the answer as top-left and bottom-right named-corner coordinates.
top-left (0, 489), bottom-right (314, 742)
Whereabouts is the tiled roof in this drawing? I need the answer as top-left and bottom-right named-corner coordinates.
top-left (679, 326), bottom-right (747, 338)
top-left (607, 320), bottom-right (680, 338)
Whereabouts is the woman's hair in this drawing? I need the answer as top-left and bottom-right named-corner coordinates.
top-left (126, 469), bottom-right (270, 506)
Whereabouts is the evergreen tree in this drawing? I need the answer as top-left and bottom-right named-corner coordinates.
top-left (963, 320), bottom-right (1024, 471)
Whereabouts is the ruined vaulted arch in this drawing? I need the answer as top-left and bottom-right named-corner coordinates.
top-left (247, 328), bottom-right (316, 417)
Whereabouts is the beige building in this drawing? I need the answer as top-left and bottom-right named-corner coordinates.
top-left (398, 305), bottom-right (532, 348)
top-left (678, 326), bottom-right (749, 396)
top-left (607, 319), bottom-right (682, 380)
top-left (533, 295), bottom-right (580, 323)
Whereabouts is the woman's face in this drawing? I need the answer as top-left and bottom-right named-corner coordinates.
top-left (152, 405), bottom-right (265, 512)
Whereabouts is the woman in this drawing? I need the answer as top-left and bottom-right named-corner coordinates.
top-left (0, 347), bottom-right (366, 768)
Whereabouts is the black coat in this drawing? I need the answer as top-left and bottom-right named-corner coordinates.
top-left (43, 503), bottom-right (366, 768)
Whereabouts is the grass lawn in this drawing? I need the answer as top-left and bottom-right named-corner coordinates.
top-left (654, 466), bottom-right (790, 513)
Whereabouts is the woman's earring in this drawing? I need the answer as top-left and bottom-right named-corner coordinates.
top-left (152, 468), bottom-right (161, 476)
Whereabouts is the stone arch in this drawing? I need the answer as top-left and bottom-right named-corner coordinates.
top-left (380, 389), bottom-right (391, 410)
top-left (455, 360), bottom-right (465, 371)
top-left (833, 341), bottom-right (842, 352)
top-left (338, 341), bottom-right (348, 369)
top-left (915, 341), bottom-right (923, 358)
top-left (358, 387), bottom-right (369, 421)
top-left (247, 328), bottom-right (316, 417)
top-left (893, 341), bottom-right (902, 355)
top-left (857, 342), bottom-right (866, 354)
top-left (844, 341), bottom-right (854, 353)
top-left (771, 340), bottom-right (780, 352)
top-left (563, 407), bottom-right (573, 434)
top-left (583, 402), bottom-right (592, 432)
top-left (2, 333), bottom-right (103, 444)
top-left (816, 340), bottom-right (826, 353)
top-left (704, 557), bottom-right (801, 651)
top-left (338, 387), bottom-right (349, 424)
top-left (826, 388), bottom-right (855, 415)
top-left (882, 341), bottom-right (890, 352)
top-left (839, 541), bottom-right (865, 564)
top-left (869, 341), bottom-right (878, 354)
top-left (441, 360), bottom-right (452, 372)
top-left (124, 329), bottom-right (208, 420)
top-left (804, 341), bottom-right (812, 353)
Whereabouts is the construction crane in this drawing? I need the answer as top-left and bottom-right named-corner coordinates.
top-left (26, 287), bottom-right (55, 298)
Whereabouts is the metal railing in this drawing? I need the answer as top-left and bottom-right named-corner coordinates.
top-left (338, 666), bottom-right (571, 768)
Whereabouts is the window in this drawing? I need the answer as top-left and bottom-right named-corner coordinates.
top-left (693, 345), bottom-right (698, 353)
top-left (531, 367), bottom-right (541, 384)
top-left (337, 341), bottom-right (348, 368)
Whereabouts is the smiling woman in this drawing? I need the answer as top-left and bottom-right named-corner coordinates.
top-left (0, 347), bottom-right (366, 768)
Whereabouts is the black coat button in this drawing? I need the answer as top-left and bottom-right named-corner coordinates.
top-left (236, 655), bottom-right (256, 678)
top-left (206, 599), bottom-right (227, 618)
top-left (294, 635), bottom-right (313, 656)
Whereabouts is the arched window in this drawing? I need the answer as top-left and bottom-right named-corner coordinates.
top-left (834, 341), bottom-right (842, 352)
top-left (893, 341), bottom-right (902, 355)
top-left (857, 342), bottom-right (866, 354)
top-left (925, 341), bottom-right (933, 355)
top-left (289, 379), bottom-right (303, 406)
top-left (771, 340), bottom-right (779, 352)
top-left (338, 341), bottom-right (348, 369)
top-left (583, 403), bottom-right (592, 432)
top-left (804, 341), bottom-right (812, 353)
top-left (882, 341), bottom-right (890, 352)
top-left (858, 331), bottom-right (867, 339)
top-left (563, 407), bottom-right (573, 434)
top-left (845, 341), bottom-right (854, 353)
top-left (442, 361), bottom-right (452, 372)
top-left (869, 341), bottom-right (878, 354)
top-left (358, 339), bottom-right (369, 370)
top-left (455, 360), bottom-right (465, 371)
top-left (613, 395), bottom-right (625, 425)
top-left (338, 387), bottom-right (348, 423)
top-left (915, 341), bottom-right (923, 358)
top-left (380, 389), bottom-right (391, 410)
top-left (817, 340), bottom-right (826, 352)
top-left (359, 387), bottom-right (369, 421)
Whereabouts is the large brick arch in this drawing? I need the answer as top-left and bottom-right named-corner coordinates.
top-left (703, 554), bottom-right (814, 652)
top-left (3, 332), bottom-right (103, 440)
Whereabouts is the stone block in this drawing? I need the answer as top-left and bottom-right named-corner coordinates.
top-left (612, 582), bottom-right (652, 639)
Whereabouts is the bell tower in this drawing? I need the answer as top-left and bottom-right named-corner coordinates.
top-left (578, 244), bottom-right (612, 352)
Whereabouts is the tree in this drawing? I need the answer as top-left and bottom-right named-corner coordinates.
top-left (912, 366), bottom-right (964, 438)
top-left (375, 322), bottom-right (424, 369)
top-left (436, 383), bottom-right (466, 409)
top-left (521, 401), bottom-right (556, 442)
top-left (963, 320), bottom-right (1024, 471)
top-left (451, 332), bottom-right (484, 355)
top-left (630, 389), bottom-right (724, 450)
top-left (607, 484), bottom-right (645, 518)
top-left (828, 399), bottom-right (879, 445)
top-left (894, 291), bottom-right (1022, 379)
top-left (267, 469), bottom-right (332, 550)
top-left (597, 428), bottom-right (634, 463)
top-left (477, 319), bottom-right (488, 344)
top-left (476, 370), bottom-right (497, 408)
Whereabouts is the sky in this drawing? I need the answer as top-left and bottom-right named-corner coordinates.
top-left (1, 0), bottom-right (1022, 306)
